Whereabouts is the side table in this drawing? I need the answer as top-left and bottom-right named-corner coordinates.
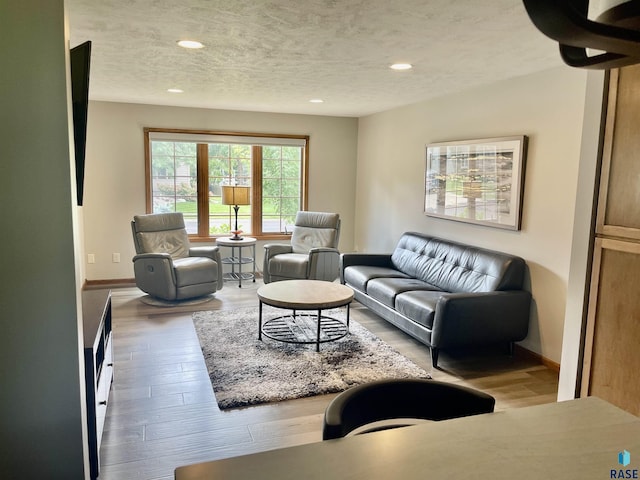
top-left (216, 236), bottom-right (257, 288)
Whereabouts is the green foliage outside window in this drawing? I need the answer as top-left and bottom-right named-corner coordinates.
top-left (148, 134), bottom-right (306, 237)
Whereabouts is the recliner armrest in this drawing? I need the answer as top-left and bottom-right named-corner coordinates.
top-left (133, 252), bottom-right (173, 261)
top-left (263, 243), bottom-right (294, 283)
top-left (132, 253), bottom-right (177, 291)
top-left (309, 247), bottom-right (339, 254)
top-left (189, 246), bottom-right (223, 287)
top-left (264, 243), bottom-right (293, 256)
top-left (308, 248), bottom-right (340, 282)
top-left (189, 245), bottom-right (220, 259)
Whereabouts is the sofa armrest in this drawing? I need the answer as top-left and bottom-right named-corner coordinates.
top-left (189, 246), bottom-right (223, 288)
top-left (339, 253), bottom-right (393, 283)
top-left (431, 290), bottom-right (531, 349)
top-left (340, 253), bottom-right (393, 269)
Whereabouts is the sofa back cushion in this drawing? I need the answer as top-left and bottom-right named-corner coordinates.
top-left (390, 232), bottom-right (525, 293)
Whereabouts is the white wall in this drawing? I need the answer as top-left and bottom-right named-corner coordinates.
top-left (1, 1), bottom-right (88, 477)
top-left (82, 102), bottom-right (358, 280)
top-left (558, 70), bottom-right (606, 400)
top-left (355, 67), bottom-right (589, 363)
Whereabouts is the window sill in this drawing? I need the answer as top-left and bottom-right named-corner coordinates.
top-left (189, 234), bottom-right (292, 243)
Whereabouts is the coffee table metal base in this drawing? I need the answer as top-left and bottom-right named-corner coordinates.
top-left (259, 304), bottom-right (350, 352)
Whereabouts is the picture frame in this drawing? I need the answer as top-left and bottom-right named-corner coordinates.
top-left (424, 136), bottom-right (528, 230)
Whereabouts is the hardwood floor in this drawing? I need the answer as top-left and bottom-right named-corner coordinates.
top-left (98, 279), bottom-right (559, 480)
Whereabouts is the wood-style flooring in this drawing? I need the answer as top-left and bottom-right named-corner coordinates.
top-left (98, 279), bottom-right (559, 480)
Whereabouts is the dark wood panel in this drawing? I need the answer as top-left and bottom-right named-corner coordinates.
top-left (603, 65), bottom-right (640, 232)
top-left (587, 245), bottom-right (640, 416)
top-left (583, 64), bottom-right (640, 417)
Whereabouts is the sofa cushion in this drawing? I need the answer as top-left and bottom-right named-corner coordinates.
top-left (268, 253), bottom-right (309, 279)
top-left (173, 257), bottom-right (217, 286)
top-left (395, 290), bottom-right (443, 329)
top-left (343, 266), bottom-right (410, 292)
top-left (367, 278), bottom-right (441, 308)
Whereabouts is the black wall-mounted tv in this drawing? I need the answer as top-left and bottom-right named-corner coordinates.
top-left (70, 40), bottom-right (91, 206)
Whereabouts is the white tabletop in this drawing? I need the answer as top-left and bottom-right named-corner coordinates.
top-left (216, 236), bottom-right (256, 246)
top-left (175, 397), bottom-right (640, 479)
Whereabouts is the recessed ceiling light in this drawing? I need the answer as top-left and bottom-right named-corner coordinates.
top-left (309, 99), bottom-right (324, 103)
top-left (390, 63), bottom-right (413, 70)
top-left (167, 88), bottom-right (184, 93)
top-left (177, 40), bottom-right (204, 49)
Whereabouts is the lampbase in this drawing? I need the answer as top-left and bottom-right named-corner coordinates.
top-left (229, 230), bottom-right (244, 241)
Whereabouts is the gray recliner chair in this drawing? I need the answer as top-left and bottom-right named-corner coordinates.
top-left (131, 213), bottom-right (223, 301)
top-left (263, 211), bottom-right (341, 284)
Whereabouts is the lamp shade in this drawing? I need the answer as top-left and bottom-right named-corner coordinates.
top-left (221, 185), bottom-right (251, 206)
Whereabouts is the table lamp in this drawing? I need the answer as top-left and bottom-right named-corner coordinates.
top-left (221, 185), bottom-right (251, 240)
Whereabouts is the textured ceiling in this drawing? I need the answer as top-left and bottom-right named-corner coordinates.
top-left (67, 0), bottom-right (563, 117)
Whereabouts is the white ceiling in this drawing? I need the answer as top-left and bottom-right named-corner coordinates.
top-left (67, 0), bottom-right (564, 117)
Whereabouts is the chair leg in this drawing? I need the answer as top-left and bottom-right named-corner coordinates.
top-left (430, 347), bottom-right (439, 368)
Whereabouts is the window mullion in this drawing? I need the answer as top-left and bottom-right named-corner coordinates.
top-left (144, 129), bottom-right (152, 213)
top-left (301, 142), bottom-right (309, 210)
top-left (252, 146), bottom-right (263, 235)
top-left (197, 143), bottom-right (209, 237)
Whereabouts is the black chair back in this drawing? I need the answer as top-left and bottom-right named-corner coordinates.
top-left (322, 378), bottom-right (495, 440)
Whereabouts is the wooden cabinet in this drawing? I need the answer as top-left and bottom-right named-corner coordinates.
top-left (581, 66), bottom-right (640, 416)
top-left (83, 289), bottom-right (113, 480)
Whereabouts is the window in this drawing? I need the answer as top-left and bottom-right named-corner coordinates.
top-left (144, 128), bottom-right (309, 240)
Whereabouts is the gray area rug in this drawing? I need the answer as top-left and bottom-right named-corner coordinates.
top-left (193, 306), bottom-right (430, 410)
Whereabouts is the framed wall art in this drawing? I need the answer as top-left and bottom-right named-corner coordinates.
top-left (424, 136), bottom-right (528, 230)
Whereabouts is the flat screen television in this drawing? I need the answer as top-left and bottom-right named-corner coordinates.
top-left (70, 40), bottom-right (92, 206)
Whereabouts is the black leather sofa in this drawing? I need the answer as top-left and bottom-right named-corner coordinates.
top-left (340, 232), bottom-right (531, 368)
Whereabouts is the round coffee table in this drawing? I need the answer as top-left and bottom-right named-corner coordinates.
top-left (257, 280), bottom-right (354, 352)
